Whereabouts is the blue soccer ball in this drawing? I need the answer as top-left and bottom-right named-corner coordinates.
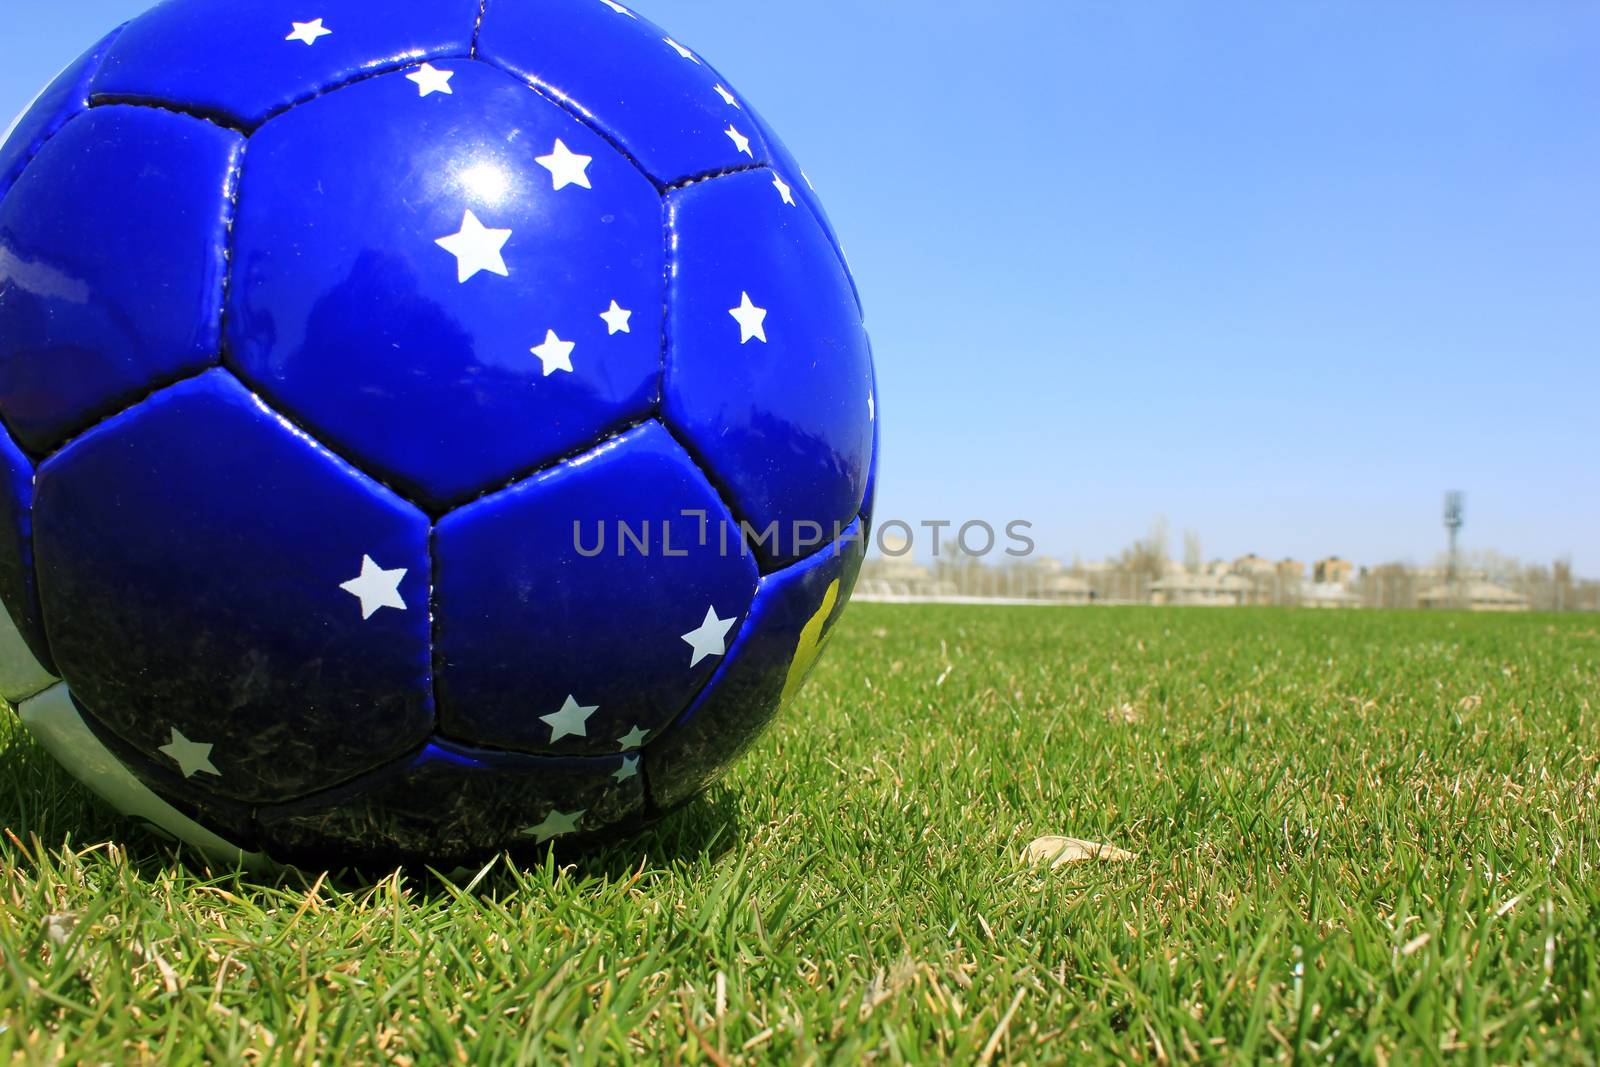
top-left (0, 0), bottom-right (876, 868)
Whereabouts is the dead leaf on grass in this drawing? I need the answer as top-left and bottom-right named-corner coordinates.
top-left (1107, 702), bottom-right (1140, 724)
top-left (43, 913), bottom-right (78, 948)
top-left (1024, 836), bottom-right (1136, 868)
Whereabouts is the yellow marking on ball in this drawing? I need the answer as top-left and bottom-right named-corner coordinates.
top-left (781, 578), bottom-right (841, 704)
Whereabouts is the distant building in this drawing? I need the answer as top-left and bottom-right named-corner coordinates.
top-left (1277, 559), bottom-right (1306, 583)
top-left (1314, 556), bottom-right (1355, 584)
top-left (857, 530), bottom-right (956, 600)
top-left (1037, 574), bottom-right (1093, 604)
top-left (1231, 554), bottom-right (1277, 577)
top-left (1150, 573), bottom-right (1250, 607)
top-left (856, 556), bottom-right (953, 600)
top-left (1301, 582), bottom-right (1361, 609)
top-left (1418, 581), bottom-right (1531, 613)
top-left (1017, 557), bottom-right (1094, 603)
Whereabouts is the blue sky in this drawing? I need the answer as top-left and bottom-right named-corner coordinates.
top-left (5, 1), bottom-right (1598, 572)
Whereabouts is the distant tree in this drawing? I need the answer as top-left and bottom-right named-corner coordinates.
top-left (1183, 529), bottom-right (1202, 575)
top-left (1553, 557), bottom-right (1574, 613)
top-left (1117, 516), bottom-right (1169, 584)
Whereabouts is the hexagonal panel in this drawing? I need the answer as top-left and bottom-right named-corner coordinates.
top-left (664, 168), bottom-right (872, 569)
top-left (228, 62), bottom-right (663, 509)
top-left (0, 422), bottom-right (53, 693)
top-left (34, 370), bottom-right (433, 805)
top-left (477, 0), bottom-right (770, 186)
top-left (256, 739), bottom-right (643, 870)
top-left (0, 25), bottom-right (123, 202)
top-left (0, 106), bottom-right (242, 454)
top-left (647, 518), bottom-right (865, 811)
top-left (91, 0), bottom-right (480, 129)
top-left (435, 421), bottom-right (759, 756)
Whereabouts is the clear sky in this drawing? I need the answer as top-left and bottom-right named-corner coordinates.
top-left (5, 1), bottom-right (1598, 573)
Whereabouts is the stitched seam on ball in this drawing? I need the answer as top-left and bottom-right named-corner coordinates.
top-left (471, 0), bottom-right (489, 56)
top-left (657, 196), bottom-right (672, 430)
top-left (427, 525), bottom-right (444, 740)
top-left (652, 424), bottom-right (865, 578)
top-left (765, 516), bottom-right (864, 583)
top-left (475, 59), bottom-right (661, 192)
top-left (636, 753), bottom-right (659, 815)
top-left (667, 163), bottom-right (865, 327)
top-left (430, 414), bottom-right (657, 518)
top-left (0, 23), bottom-right (130, 207)
top-left (664, 162), bottom-right (765, 191)
top-left (675, 161), bottom-right (864, 323)
top-left (215, 139), bottom-right (247, 398)
top-left (213, 366), bottom-right (438, 519)
top-left (650, 418), bottom-right (758, 563)
top-left (89, 52), bottom-right (476, 135)
top-left (34, 368), bottom-right (220, 467)
top-left (4, 444), bottom-right (59, 677)
top-left (256, 733), bottom-right (627, 808)
top-left (86, 94), bottom-right (249, 133)
top-left (645, 594), bottom-right (757, 772)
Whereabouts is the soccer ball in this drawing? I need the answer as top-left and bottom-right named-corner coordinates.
top-left (0, 0), bottom-right (876, 869)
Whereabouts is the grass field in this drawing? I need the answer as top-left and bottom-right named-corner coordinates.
top-left (3, 606), bottom-right (1599, 1063)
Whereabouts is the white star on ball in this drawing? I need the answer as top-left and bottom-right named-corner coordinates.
top-left (521, 808), bottom-right (584, 843)
top-left (541, 695), bottom-right (598, 742)
top-left (536, 139), bottom-right (593, 191)
top-left (407, 63), bottom-right (455, 97)
top-left (531, 330), bottom-right (576, 376)
top-left (159, 728), bottom-right (220, 779)
top-left (340, 555), bottom-right (408, 619)
top-left (285, 18), bottom-right (332, 45)
top-left (435, 210), bottom-right (512, 283)
top-left (681, 605), bottom-right (737, 666)
top-left (729, 292), bottom-right (768, 344)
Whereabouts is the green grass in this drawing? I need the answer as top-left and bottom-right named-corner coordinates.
top-left (4, 606), bottom-right (1599, 1063)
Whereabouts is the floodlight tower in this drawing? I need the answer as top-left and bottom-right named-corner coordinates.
top-left (1444, 491), bottom-right (1465, 607)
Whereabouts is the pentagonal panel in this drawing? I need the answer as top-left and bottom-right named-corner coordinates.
top-left (0, 423), bottom-right (53, 691)
top-left (34, 370), bottom-right (433, 804)
top-left (0, 106), bottom-right (241, 453)
top-left (0, 25), bottom-right (123, 201)
top-left (665, 168), bottom-right (873, 569)
top-left (435, 422), bottom-right (758, 756)
top-left (256, 740), bottom-right (644, 870)
top-left (91, 0), bottom-right (480, 129)
top-left (477, 0), bottom-right (770, 186)
top-left (648, 519), bottom-right (865, 811)
top-left (228, 63), bottom-right (662, 509)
